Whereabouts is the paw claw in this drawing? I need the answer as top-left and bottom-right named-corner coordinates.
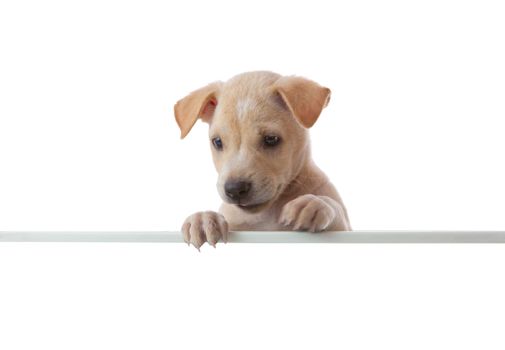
top-left (181, 211), bottom-right (229, 250)
top-left (280, 195), bottom-right (335, 232)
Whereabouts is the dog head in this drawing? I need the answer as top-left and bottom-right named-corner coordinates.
top-left (174, 71), bottom-right (331, 212)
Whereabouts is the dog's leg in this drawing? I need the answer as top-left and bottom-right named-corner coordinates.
top-left (279, 194), bottom-right (350, 232)
top-left (181, 211), bottom-right (229, 250)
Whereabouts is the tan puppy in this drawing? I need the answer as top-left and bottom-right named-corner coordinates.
top-left (175, 71), bottom-right (351, 249)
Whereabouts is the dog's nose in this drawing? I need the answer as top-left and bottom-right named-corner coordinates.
top-left (224, 180), bottom-right (251, 200)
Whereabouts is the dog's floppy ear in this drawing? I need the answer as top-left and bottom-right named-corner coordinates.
top-left (273, 76), bottom-right (331, 128)
top-left (174, 82), bottom-right (222, 139)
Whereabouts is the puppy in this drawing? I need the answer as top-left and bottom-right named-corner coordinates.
top-left (175, 71), bottom-right (351, 249)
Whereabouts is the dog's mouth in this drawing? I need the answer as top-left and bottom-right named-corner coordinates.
top-left (236, 201), bottom-right (270, 213)
top-left (234, 184), bottom-right (285, 213)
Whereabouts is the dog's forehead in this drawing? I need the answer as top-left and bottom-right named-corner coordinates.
top-left (210, 71), bottom-right (292, 134)
top-left (235, 97), bottom-right (257, 120)
top-left (217, 90), bottom-right (278, 124)
top-left (215, 93), bottom-right (283, 129)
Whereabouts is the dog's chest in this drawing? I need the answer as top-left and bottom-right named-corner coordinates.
top-left (220, 204), bottom-right (284, 231)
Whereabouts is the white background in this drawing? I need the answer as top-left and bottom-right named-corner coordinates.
top-left (0, 0), bottom-right (504, 349)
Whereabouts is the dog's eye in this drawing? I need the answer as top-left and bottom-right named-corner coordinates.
top-left (263, 135), bottom-right (281, 147)
top-left (212, 137), bottom-right (223, 150)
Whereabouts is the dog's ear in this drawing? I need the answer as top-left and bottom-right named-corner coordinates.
top-left (174, 82), bottom-right (222, 139)
top-left (273, 76), bottom-right (331, 128)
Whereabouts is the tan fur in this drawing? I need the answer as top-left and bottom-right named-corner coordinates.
top-left (174, 82), bottom-right (222, 138)
top-left (175, 71), bottom-right (351, 249)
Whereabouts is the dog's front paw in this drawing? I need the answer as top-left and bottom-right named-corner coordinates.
top-left (181, 211), bottom-right (229, 250)
top-left (279, 194), bottom-right (335, 232)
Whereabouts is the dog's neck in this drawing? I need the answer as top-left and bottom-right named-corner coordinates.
top-left (279, 157), bottom-right (329, 202)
